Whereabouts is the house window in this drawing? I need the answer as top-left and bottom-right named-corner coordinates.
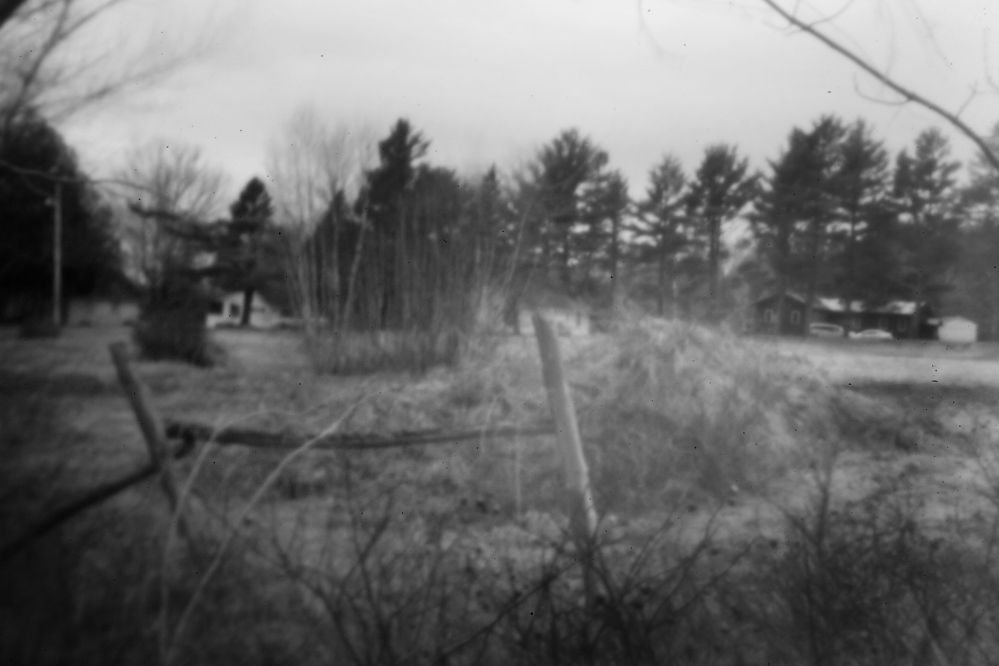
top-left (790, 310), bottom-right (801, 325)
top-left (208, 301), bottom-right (223, 315)
top-left (228, 303), bottom-right (241, 318)
top-left (764, 308), bottom-right (775, 323)
top-left (897, 319), bottom-right (908, 332)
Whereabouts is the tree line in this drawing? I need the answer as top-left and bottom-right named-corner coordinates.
top-left (3, 109), bottom-right (999, 346)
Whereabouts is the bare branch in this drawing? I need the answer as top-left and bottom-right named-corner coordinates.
top-left (759, 0), bottom-right (999, 173)
top-left (1, 0), bottom-right (212, 133)
top-left (985, 28), bottom-right (999, 94)
top-left (955, 83), bottom-right (983, 120)
top-left (0, 0), bottom-right (30, 31)
top-left (853, 77), bottom-right (908, 108)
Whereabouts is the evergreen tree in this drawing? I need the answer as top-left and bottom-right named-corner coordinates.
top-left (464, 166), bottom-right (513, 303)
top-left (579, 168), bottom-right (629, 302)
top-left (528, 128), bottom-right (609, 291)
top-left (0, 110), bottom-right (122, 321)
top-left (753, 127), bottom-right (813, 332)
top-left (954, 123), bottom-right (999, 338)
top-left (362, 119), bottom-right (429, 327)
top-left (685, 144), bottom-right (756, 319)
top-left (892, 128), bottom-right (962, 336)
top-left (752, 117), bottom-right (845, 332)
top-left (218, 177), bottom-right (275, 325)
top-left (795, 116), bottom-right (846, 326)
top-left (632, 155), bottom-right (689, 316)
top-left (366, 118), bottom-right (428, 235)
top-left (829, 119), bottom-right (891, 314)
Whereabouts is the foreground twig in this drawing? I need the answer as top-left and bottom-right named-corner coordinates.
top-left (109, 343), bottom-right (184, 516)
top-left (162, 397), bottom-right (368, 666)
top-left (164, 420), bottom-right (556, 450)
top-left (0, 464), bottom-right (153, 563)
top-left (0, 438), bottom-right (193, 564)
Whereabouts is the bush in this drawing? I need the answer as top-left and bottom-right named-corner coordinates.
top-left (134, 275), bottom-right (219, 367)
top-left (18, 319), bottom-right (61, 339)
top-left (731, 483), bottom-right (999, 665)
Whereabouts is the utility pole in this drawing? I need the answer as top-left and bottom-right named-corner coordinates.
top-left (52, 181), bottom-right (62, 327)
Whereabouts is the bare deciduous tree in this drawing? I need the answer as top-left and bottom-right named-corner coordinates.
top-left (1, 0), bottom-right (210, 140)
top-left (116, 139), bottom-right (228, 289)
top-left (266, 105), bottom-right (376, 325)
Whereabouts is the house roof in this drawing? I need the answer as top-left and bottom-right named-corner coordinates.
top-left (939, 316), bottom-right (977, 326)
top-left (755, 292), bottom-right (918, 315)
top-left (754, 290), bottom-right (808, 305)
top-left (815, 298), bottom-right (917, 316)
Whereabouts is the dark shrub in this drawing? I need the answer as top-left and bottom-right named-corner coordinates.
top-left (18, 319), bottom-right (61, 339)
top-left (134, 274), bottom-right (218, 367)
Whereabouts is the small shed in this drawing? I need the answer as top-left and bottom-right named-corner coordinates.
top-left (206, 292), bottom-right (284, 329)
top-left (937, 317), bottom-right (977, 344)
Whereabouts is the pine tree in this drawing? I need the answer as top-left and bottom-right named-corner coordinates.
top-left (219, 177), bottom-right (275, 326)
top-left (0, 111), bottom-right (122, 321)
top-left (633, 155), bottom-right (688, 316)
top-left (579, 168), bottom-right (629, 302)
top-left (685, 144), bottom-right (756, 319)
top-left (752, 117), bottom-right (845, 333)
top-left (753, 128), bottom-right (813, 332)
top-left (954, 123), bottom-right (999, 338)
top-left (362, 119), bottom-right (429, 327)
top-left (527, 128), bottom-right (609, 291)
top-left (892, 128), bottom-right (962, 337)
top-left (795, 116), bottom-right (846, 327)
top-left (829, 119), bottom-right (891, 319)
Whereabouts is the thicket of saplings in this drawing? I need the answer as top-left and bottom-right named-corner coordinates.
top-left (4, 315), bottom-right (999, 665)
top-left (285, 196), bottom-right (501, 375)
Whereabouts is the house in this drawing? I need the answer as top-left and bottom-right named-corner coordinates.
top-left (752, 292), bottom-right (811, 336)
top-left (813, 297), bottom-right (936, 338)
top-left (751, 291), bottom-right (936, 338)
top-left (936, 316), bottom-right (977, 344)
top-left (66, 297), bottom-right (139, 327)
top-left (206, 292), bottom-right (284, 329)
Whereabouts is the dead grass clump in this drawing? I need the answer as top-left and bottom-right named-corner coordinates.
top-left (0, 508), bottom-right (161, 666)
top-left (561, 319), bottom-right (840, 509)
top-left (305, 328), bottom-right (462, 375)
top-left (733, 485), bottom-right (999, 665)
top-left (313, 318), bottom-right (848, 515)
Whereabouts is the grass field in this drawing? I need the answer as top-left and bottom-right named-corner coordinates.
top-left (3, 323), bottom-right (999, 665)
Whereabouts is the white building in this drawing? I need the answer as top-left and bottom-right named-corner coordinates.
top-left (937, 316), bottom-right (978, 344)
top-left (206, 292), bottom-right (284, 329)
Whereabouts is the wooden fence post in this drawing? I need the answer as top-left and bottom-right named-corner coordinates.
top-left (109, 343), bottom-right (187, 534)
top-left (532, 313), bottom-right (598, 536)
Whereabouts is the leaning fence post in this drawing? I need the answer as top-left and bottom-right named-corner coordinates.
top-left (532, 312), bottom-right (599, 536)
top-left (109, 342), bottom-right (187, 535)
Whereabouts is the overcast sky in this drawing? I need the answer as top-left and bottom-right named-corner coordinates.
top-left (62, 0), bottom-right (999, 203)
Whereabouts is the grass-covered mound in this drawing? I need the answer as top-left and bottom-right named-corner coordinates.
top-left (316, 317), bottom-right (869, 515)
top-left (568, 319), bottom-right (843, 509)
top-left (171, 317), bottom-right (895, 517)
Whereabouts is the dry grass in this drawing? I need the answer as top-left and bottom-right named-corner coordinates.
top-left (4, 322), bottom-right (999, 665)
